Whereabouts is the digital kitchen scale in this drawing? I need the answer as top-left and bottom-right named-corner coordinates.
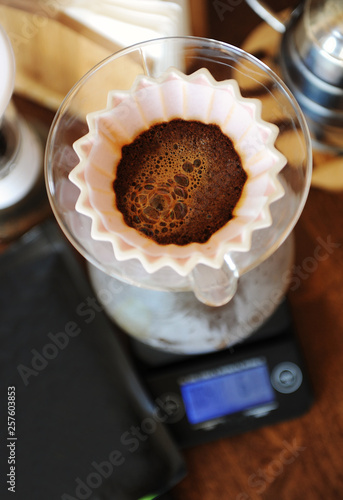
top-left (133, 300), bottom-right (313, 448)
top-left (1, 218), bottom-right (313, 474)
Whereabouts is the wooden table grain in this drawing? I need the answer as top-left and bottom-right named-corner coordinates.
top-left (173, 186), bottom-right (343, 500)
top-left (172, 2), bottom-right (343, 499)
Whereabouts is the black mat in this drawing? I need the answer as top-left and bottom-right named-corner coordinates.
top-left (0, 220), bottom-right (186, 500)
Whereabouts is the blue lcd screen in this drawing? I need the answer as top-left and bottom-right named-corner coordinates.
top-left (180, 361), bottom-right (275, 425)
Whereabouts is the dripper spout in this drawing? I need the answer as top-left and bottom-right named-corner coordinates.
top-left (190, 254), bottom-right (239, 307)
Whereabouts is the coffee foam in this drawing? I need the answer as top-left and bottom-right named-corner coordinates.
top-left (70, 68), bottom-right (287, 276)
top-left (114, 119), bottom-right (247, 246)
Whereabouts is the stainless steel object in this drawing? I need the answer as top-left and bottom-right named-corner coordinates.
top-left (246, 0), bottom-right (343, 152)
top-left (245, 0), bottom-right (287, 33)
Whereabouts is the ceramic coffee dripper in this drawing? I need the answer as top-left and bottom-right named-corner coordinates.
top-left (45, 37), bottom-right (312, 354)
top-left (246, 0), bottom-right (343, 152)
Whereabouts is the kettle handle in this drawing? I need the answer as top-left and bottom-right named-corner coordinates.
top-left (245, 0), bottom-right (287, 33)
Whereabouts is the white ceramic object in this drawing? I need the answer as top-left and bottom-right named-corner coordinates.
top-left (0, 24), bottom-right (15, 119)
top-left (69, 67), bottom-right (286, 276)
top-left (0, 117), bottom-right (43, 209)
top-left (0, 25), bottom-right (43, 209)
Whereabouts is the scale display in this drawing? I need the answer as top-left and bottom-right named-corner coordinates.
top-left (141, 301), bottom-right (313, 447)
top-left (179, 358), bottom-right (275, 425)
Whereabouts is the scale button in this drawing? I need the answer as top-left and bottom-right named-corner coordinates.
top-left (271, 362), bottom-right (303, 394)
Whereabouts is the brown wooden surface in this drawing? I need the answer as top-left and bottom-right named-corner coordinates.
top-left (173, 187), bottom-right (343, 500)
top-left (172, 2), bottom-right (343, 499)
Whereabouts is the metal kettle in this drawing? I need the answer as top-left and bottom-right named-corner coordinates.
top-left (246, 0), bottom-right (343, 152)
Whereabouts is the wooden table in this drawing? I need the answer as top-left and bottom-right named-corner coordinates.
top-left (173, 2), bottom-right (343, 499)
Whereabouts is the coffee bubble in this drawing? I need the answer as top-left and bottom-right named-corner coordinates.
top-left (114, 119), bottom-right (247, 245)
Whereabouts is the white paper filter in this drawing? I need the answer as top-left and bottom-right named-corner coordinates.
top-left (69, 68), bottom-right (286, 276)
